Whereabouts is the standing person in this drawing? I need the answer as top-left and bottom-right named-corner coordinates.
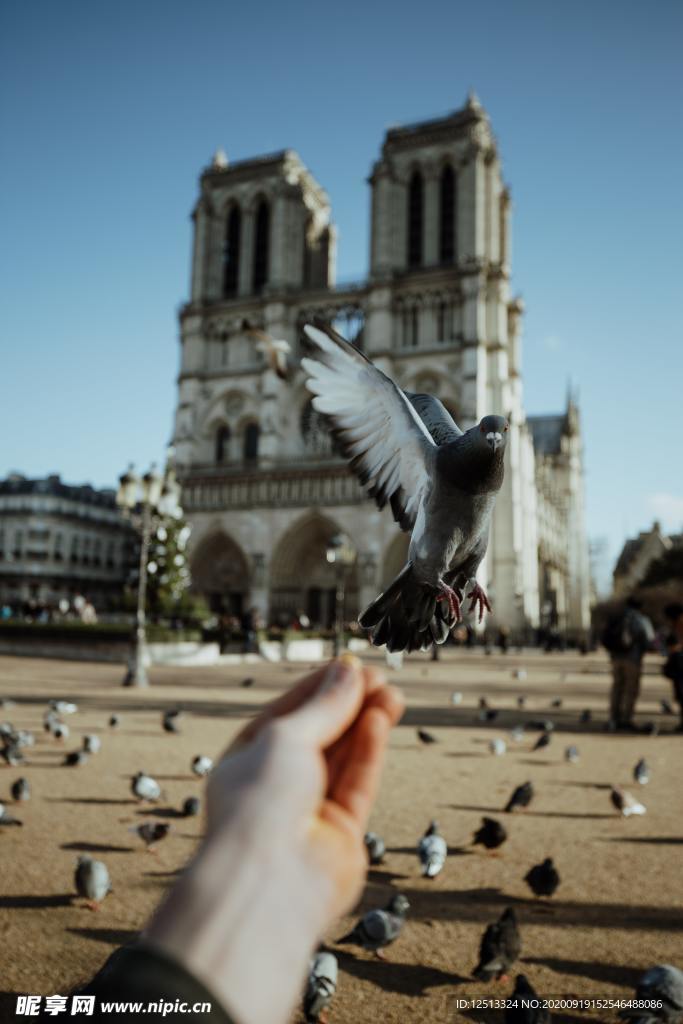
top-left (601, 596), bottom-right (654, 731)
top-left (662, 602), bottom-right (683, 732)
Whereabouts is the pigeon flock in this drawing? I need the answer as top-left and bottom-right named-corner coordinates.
top-left (0, 655), bottom-right (680, 1024)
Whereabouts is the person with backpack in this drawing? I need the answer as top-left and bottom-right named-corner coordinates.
top-left (602, 596), bottom-right (654, 731)
top-left (662, 602), bottom-right (683, 732)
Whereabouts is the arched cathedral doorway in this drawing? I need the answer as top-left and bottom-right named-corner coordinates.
top-left (190, 532), bottom-right (250, 616)
top-left (270, 514), bottom-right (359, 628)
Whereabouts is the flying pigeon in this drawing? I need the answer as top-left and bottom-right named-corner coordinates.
top-left (192, 755), bottom-right (213, 777)
top-left (473, 817), bottom-right (508, 852)
top-left (611, 786), bottom-right (646, 817)
top-left (620, 964), bottom-right (683, 1024)
top-left (64, 750), bottom-right (89, 767)
top-left (108, 714), bottom-right (120, 729)
top-left (364, 831), bottom-right (385, 865)
top-left (451, 692), bottom-right (463, 705)
top-left (302, 321), bottom-right (509, 652)
top-left (565, 745), bottom-right (580, 764)
top-left (634, 758), bottom-right (650, 785)
top-left (304, 950), bottom-right (338, 1024)
top-left (182, 796), bottom-right (200, 817)
top-left (242, 320), bottom-right (291, 380)
top-left (532, 731), bottom-right (551, 752)
top-left (11, 777), bottom-right (30, 801)
top-left (524, 857), bottom-right (560, 898)
top-left (505, 781), bottom-right (534, 813)
top-left (337, 893), bottom-right (410, 959)
top-left (132, 772), bottom-right (161, 802)
top-left (661, 699), bottom-right (675, 715)
top-left (131, 821), bottom-right (171, 851)
top-left (0, 802), bottom-right (23, 826)
top-left (82, 735), bottom-right (100, 754)
top-left (489, 737), bottom-right (507, 756)
top-left (473, 907), bottom-right (521, 981)
top-left (417, 729), bottom-right (437, 745)
top-left (75, 855), bottom-right (111, 910)
top-left (417, 820), bottom-right (447, 878)
top-left (505, 975), bottom-right (552, 1024)
top-left (162, 710), bottom-right (180, 734)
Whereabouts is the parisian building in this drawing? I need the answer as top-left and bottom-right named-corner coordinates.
top-left (0, 474), bottom-right (135, 610)
top-left (172, 95), bottom-right (591, 637)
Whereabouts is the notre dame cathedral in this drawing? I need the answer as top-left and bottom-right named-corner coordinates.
top-left (171, 94), bottom-right (591, 638)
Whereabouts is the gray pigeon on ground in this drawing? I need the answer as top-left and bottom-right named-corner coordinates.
top-left (0, 802), bottom-right (23, 826)
top-left (64, 750), bottom-right (89, 767)
top-left (417, 820), bottom-right (447, 878)
top-left (50, 700), bottom-right (78, 714)
top-left (82, 735), bottom-right (100, 754)
top-left (473, 817), bottom-right (508, 852)
top-left (74, 855), bottom-right (111, 909)
top-left (524, 857), bottom-right (560, 897)
top-left (11, 777), bottom-right (30, 801)
top-left (634, 758), bottom-right (650, 785)
top-left (192, 755), bottom-right (213, 777)
top-left (132, 772), bottom-right (161, 802)
top-left (131, 821), bottom-right (171, 850)
top-left (473, 907), bottom-right (521, 980)
top-left (303, 951), bottom-right (338, 1023)
top-left (108, 714), bottom-right (120, 728)
top-left (163, 710), bottom-right (180, 733)
top-left (611, 786), bottom-right (646, 817)
top-left (364, 832), bottom-right (385, 865)
top-left (532, 731), bottom-right (551, 752)
top-left (505, 781), bottom-right (534, 813)
top-left (620, 965), bottom-right (683, 1024)
top-left (489, 737), bottom-right (507, 756)
top-left (565, 745), bottom-right (580, 764)
top-left (417, 729), bottom-right (437, 745)
top-left (505, 975), bottom-right (552, 1024)
top-left (337, 893), bottom-right (409, 959)
top-left (302, 321), bottom-right (509, 652)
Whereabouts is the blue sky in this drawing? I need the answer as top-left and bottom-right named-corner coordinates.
top-left (1, 0), bottom-right (681, 588)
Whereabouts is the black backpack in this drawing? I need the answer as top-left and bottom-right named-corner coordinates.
top-left (601, 614), bottom-right (634, 655)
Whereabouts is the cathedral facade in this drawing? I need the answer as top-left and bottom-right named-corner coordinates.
top-left (172, 95), bottom-right (591, 639)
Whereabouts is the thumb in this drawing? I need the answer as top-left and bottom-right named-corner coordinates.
top-left (286, 656), bottom-right (365, 748)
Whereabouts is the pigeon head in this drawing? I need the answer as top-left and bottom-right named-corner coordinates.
top-left (478, 415), bottom-right (509, 454)
top-left (425, 820), bottom-right (438, 836)
top-left (388, 893), bottom-right (410, 915)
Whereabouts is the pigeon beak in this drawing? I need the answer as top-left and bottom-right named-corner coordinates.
top-left (486, 431), bottom-right (503, 451)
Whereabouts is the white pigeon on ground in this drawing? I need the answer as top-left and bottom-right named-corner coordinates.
top-left (303, 951), bottom-right (338, 1023)
top-left (634, 758), bottom-right (650, 785)
top-left (50, 700), bottom-right (78, 714)
top-left (0, 802), bottom-right (23, 826)
top-left (611, 786), bottom-right (646, 817)
top-left (75, 855), bottom-right (111, 909)
top-left (512, 668), bottom-right (527, 681)
top-left (489, 737), bottom-right (507, 756)
top-left (565, 745), bottom-right (580, 764)
top-left (191, 755), bottom-right (213, 777)
top-left (510, 725), bottom-right (525, 743)
top-left (417, 820), bottom-right (447, 878)
top-left (620, 964), bottom-right (683, 1024)
top-left (132, 772), bottom-right (161, 802)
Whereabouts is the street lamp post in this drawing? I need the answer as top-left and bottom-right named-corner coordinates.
top-left (326, 532), bottom-right (356, 657)
top-left (116, 456), bottom-right (182, 687)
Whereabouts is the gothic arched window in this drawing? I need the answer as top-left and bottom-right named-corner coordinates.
top-left (253, 199), bottom-right (270, 293)
top-left (243, 421), bottom-right (260, 463)
top-left (215, 424), bottom-right (231, 464)
top-left (407, 171), bottom-right (423, 268)
top-left (440, 165), bottom-right (456, 264)
top-left (223, 206), bottom-right (241, 297)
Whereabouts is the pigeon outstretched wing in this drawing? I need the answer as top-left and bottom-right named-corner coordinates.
top-left (404, 391), bottom-right (463, 444)
top-left (302, 323), bottom-right (436, 531)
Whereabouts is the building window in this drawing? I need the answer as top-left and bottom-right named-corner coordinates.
top-left (243, 422), bottom-right (260, 463)
top-left (407, 171), bottom-right (423, 268)
top-left (215, 424), bottom-right (231, 464)
top-left (411, 307), bottom-right (419, 347)
top-left (14, 530), bottom-right (23, 557)
top-left (54, 533), bottom-right (63, 562)
top-left (253, 199), bottom-right (270, 293)
top-left (223, 206), bottom-right (241, 297)
top-left (440, 165), bottom-right (456, 264)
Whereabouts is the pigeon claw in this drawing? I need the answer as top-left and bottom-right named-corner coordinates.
top-left (436, 583), bottom-right (462, 624)
top-left (467, 582), bottom-right (492, 624)
top-left (374, 949), bottom-right (388, 961)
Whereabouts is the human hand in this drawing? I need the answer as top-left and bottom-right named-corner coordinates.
top-left (146, 656), bottom-right (403, 1024)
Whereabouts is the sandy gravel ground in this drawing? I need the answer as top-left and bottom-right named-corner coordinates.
top-left (0, 649), bottom-right (681, 1023)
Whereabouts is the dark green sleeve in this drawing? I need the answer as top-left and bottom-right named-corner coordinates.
top-left (72, 941), bottom-right (237, 1023)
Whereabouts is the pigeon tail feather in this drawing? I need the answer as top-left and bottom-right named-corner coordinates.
top-left (359, 562), bottom-right (452, 653)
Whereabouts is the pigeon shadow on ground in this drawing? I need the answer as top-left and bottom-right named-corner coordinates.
top-left (380, 884), bottom-right (683, 932)
top-left (61, 841), bottom-right (135, 854)
top-left (385, 846), bottom-right (473, 858)
top-left (135, 806), bottom-right (186, 819)
top-left (51, 797), bottom-right (137, 806)
top-left (367, 868), bottom-right (411, 884)
top-left (449, 804), bottom-right (613, 820)
top-left (0, 894), bottom-right (73, 908)
top-left (600, 836), bottom-right (683, 845)
top-left (521, 956), bottom-right (643, 988)
top-left (444, 751), bottom-right (488, 758)
top-left (67, 927), bottom-right (139, 946)
top-left (554, 781), bottom-right (613, 790)
top-left (336, 950), bottom-right (466, 996)
top-left (516, 758), bottom-right (557, 766)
